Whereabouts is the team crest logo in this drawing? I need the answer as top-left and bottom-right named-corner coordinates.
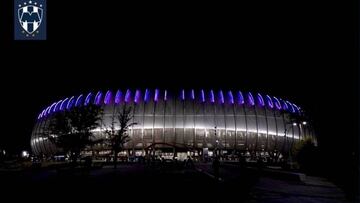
top-left (14, 0), bottom-right (46, 40)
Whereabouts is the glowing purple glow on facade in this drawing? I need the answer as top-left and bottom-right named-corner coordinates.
top-left (134, 90), bottom-right (141, 104)
top-left (237, 91), bottom-right (244, 104)
top-left (219, 90), bottom-right (225, 104)
top-left (54, 100), bottom-right (62, 112)
top-left (67, 96), bottom-right (75, 109)
top-left (40, 109), bottom-right (46, 117)
top-left (201, 89), bottom-right (205, 102)
top-left (247, 92), bottom-right (255, 106)
top-left (144, 89), bottom-right (150, 102)
top-left (286, 101), bottom-right (295, 113)
top-left (43, 107), bottom-right (49, 117)
top-left (280, 99), bottom-right (288, 110)
top-left (292, 104), bottom-right (300, 113)
top-left (154, 89), bottom-right (159, 102)
top-left (42, 109), bottom-right (47, 117)
top-left (115, 90), bottom-right (122, 104)
top-left (45, 106), bottom-right (51, 116)
top-left (273, 97), bottom-right (281, 110)
top-left (75, 95), bottom-right (83, 107)
top-left (104, 91), bottom-right (112, 105)
top-left (257, 93), bottom-right (265, 107)
top-left (265, 95), bottom-right (273, 109)
top-left (94, 92), bottom-right (103, 105)
top-left (37, 89), bottom-right (301, 119)
top-left (210, 90), bottom-right (215, 103)
top-left (84, 93), bottom-right (92, 106)
top-left (60, 98), bottom-right (69, 111)
top-left (228, 91), bottom-right (234, 104)
top-left (49, 102), bottom-right (57, 114)
top-left (124, 89), bottom-right (131, 103)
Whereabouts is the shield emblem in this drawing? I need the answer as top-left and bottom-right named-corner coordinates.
top-left (18, 5), bottom-right (43, 34)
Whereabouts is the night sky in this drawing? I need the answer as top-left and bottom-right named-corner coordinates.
top-left (1, 0), bottom-right (358, 170)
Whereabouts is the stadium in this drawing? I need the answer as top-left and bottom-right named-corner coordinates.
top-left (31, 89), bottom-right (316, 160)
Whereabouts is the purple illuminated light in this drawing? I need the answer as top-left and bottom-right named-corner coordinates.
top-left (75, 95), bottom-right (83, 107)
top-left (210, 90), bottom-right (215, 103)
top-left (104, 91), bottom-right (112, 105)
top-left (94, 92), bottom-right (103, 105)
top-left (39, 109), bottom-right (44, 118)
top-left (60, 98), bottom-right (69, 110)
top-left (134, 90), bottom-right (141, 104)
top-left (228, 91), bottom-right (234, 104)
top-left (144, 89), bottom-right (150, 102)
top-left (265, 95), bottom-right (273, 109)
top-left (247, 92), bottom-right (255, 106)
top-left (238, 91), bottom-right (244, 104)
top-left (257, 93), bottom-right (265, 107)
top-left (219, 90), bottom-right (224, 104)
top-left (67, 96), bottom-right (75, 109)
top-left (273, 97), bottom-right (281, 110)
top-left (115, 90), bottom-right (122, 104)
top-left (181, 89), bottom-right (185, 100)
top-left (286, 101), bottom-right (295, 113)
top-left (41, 108), bottom-right (46, 117)
top-left (84, 93), bottom-right (92, 106)
top-left (42, 108), bottom-right (48, 117)
top-left (201, 89), bottom-right (205, 102)
top-left (54, 100), bottom-right (62, 112)
top-left (124, 89), bottom-right (131, 103)
top-left (292, 103), bottom-right (300, 113)
top-left (37, 89), bottom-right (302, 120)
top-left (45, 106), bottom-right (51, 116)
top-left (49, 102), bottom-right (57, 114)
top-left (280, 99), bottom-right (288, 110)
top-left (154, 89), bottom-right (159, 102)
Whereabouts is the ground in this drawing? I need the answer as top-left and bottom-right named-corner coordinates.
top-left (0, 162), bottom-right (354, 203)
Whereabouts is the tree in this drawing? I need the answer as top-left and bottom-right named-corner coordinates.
top-left (293, 137), bottom-right (318, 173)
top-left (105, 105), bottom-right (136, 169)
top-left (46, 104), bottom-right (103, 165)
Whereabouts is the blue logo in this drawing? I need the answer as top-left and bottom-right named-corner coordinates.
top-left (14, 0), bottom-right (46, 40)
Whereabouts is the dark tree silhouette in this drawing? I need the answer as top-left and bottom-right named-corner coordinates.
top-left (293, 137), bottom-right (318, 173)
top-left (46, 104), bottom-right (103, 165)
top-left (105, 105), bottom-right (136, 169)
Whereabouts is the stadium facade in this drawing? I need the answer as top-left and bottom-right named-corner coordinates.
top-left (31, 89), bottom-right (316, 159)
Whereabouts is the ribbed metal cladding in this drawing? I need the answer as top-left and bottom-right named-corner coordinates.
top-left (31, 89), bottom-right (315, 156)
